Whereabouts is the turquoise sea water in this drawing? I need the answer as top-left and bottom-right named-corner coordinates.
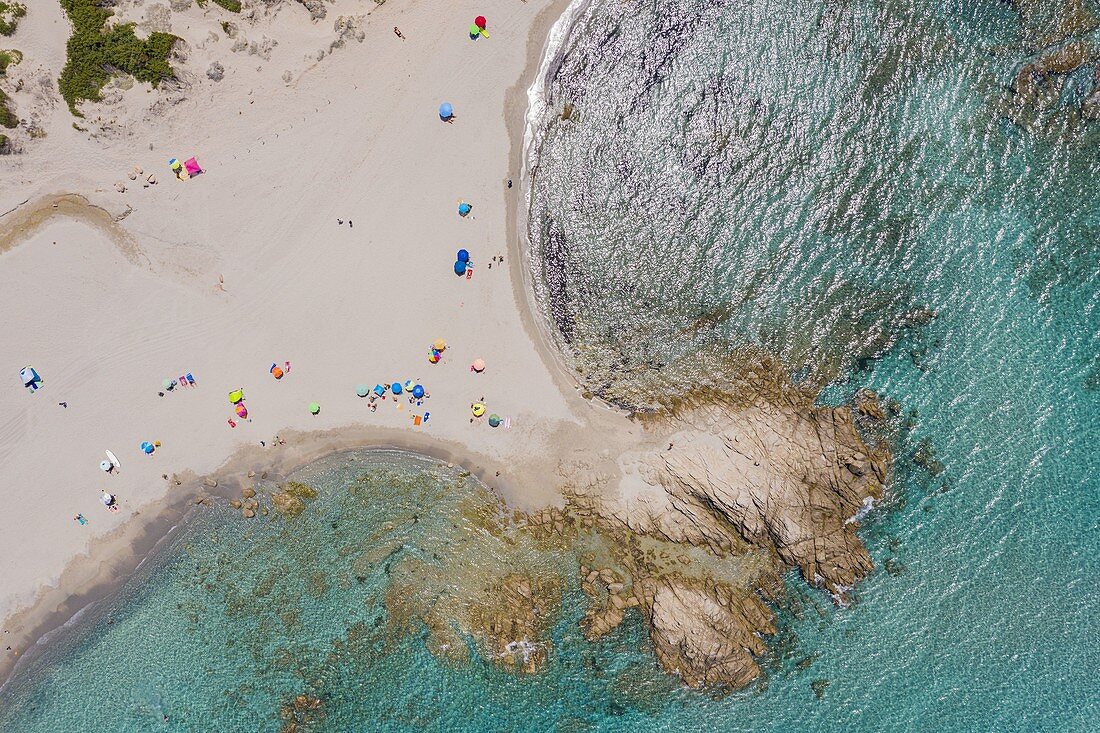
top-left (3, 0), bottom-right (1099, 730)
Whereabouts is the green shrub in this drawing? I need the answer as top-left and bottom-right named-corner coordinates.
top-left (0, 88), bottom-right (16, 128)
top-left (197, 0), bottom-right (242, 12)
top-left (0, 2), bottom-right (26, 37)
top-left (58, 0), bottom-right (178, 116)
top-left (0, 48), bottom-right (20, 74)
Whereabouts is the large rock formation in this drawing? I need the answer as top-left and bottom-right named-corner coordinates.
top-left (565, 397), bottom-right (889, 687)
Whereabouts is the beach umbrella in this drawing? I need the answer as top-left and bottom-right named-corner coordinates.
top-left (228, 389), bottom-right (244, 404)
top-left (100, 459), bottom-right (113, 472)
top-left (439, 102), bottom-right (453, 120)
top-left (412, 384), bottom-right (425, 399)
top-left (236, 403), bottom-right (248, 418)
top-left (356, 384), bottom-right (370, 397)
top-left (141, 441), bottom-right (155, 455)
top-left (309, 402), bottom-right (321, 415)
top-left (454, 260), bottom-right (467, 276)
top-left (433, 338), bottom-right (447, 352)
top-left (472, 358), bottom-right (486, 373)
top-left (471, 402), bottom-right (486, 417)
top-left (469, 23), bottom-right (481, 38)
top-left (271, 366), bottom-right (284, 379)
top-left (391, 382), bottom-right (403, 395)
top-left (374, 384), bottom-right (386, 396)
top-left (475, 15), bottom-right (487, 28)
top-left (457, 249), bottom-right (470, 262)
top-left (163, 378), bottom-right (174, 390)
top-left (429, 351), bottom-right (441, 364)
top-left (458, 202), bottom-right (472, 216)
top-left (488, 414), bottom-right (501, 428)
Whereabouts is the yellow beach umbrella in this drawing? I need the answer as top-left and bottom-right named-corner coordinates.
top-left (433, 338), bottom-right (447, 352)
top-left (471, 402), bottom-right (486, 417)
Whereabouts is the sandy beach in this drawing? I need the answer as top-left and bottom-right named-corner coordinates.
top-left (0, 0), bottom-right (629, 682)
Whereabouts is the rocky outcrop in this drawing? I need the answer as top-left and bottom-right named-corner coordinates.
top-left (641, 574), bottom-right (775, 689)
top-left (559, 396), bottom-right (888, 688)
top-left (609, 402), bottom-right (887, 595)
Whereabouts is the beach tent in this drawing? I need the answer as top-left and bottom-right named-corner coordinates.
top-left (183, 157), bottom-right (203, 177)
top-left (19, 366), bottom-right (41, 389)
top-left (439, 102), bottom-right (454, 120)
top-left (356, 384), bottom-right (370, 397)
top-left (433, 339), bottom-right (447, 352)
top-left (374, 384), bottom-right (386, 397)
top-left (228, 389), bottom-right (244, 404)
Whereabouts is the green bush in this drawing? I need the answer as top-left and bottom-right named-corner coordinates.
top-left (0, 88), bottom-right (16, 128)
top-left (0, 48), bottom-right (20, 75)
top-left (0, 2), bottom-right (26, 37)
top-left (58, 0), bottom-right (178, 116)
top-left (197, 0), bottom-right (242, 12)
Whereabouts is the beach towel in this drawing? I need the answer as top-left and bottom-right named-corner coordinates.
top-left (184, 157), bottom-right (203, 177)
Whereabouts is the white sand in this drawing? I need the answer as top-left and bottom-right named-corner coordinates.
top-left (0, 0), bottom-right (644, 668)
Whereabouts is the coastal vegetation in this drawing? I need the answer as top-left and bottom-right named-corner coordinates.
top-left (0, 89), bottom-right (15, 128)
top-left (0, 48), bottom-right (19, 74)
top-left (0, 49), bottom-right (18, 131)
top-left (57, 0), bottom-right (178, 116)
top-left (0, 2), bottom-right (25, 37)
top-left (197, 0), bottom-right (242, 12)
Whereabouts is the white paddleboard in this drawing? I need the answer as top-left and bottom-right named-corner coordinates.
top-left (105, 450), bottom-right (121, 470)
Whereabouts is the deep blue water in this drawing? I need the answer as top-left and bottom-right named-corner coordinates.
top-left (3, 0), bottom-right (1099, 729)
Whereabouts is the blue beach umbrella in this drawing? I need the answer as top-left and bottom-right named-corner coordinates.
top-left (458, 202), bottom-right (472, 216)
top-left (391, 382), bottom-right (403, 395)
top-left (141, 441), bottom-right (155, 454)
top-left (439, 102), bottom-right (453, 120)
top-left (374, 384), bottom-right (386, 396)
top-left (356, 384), bottom-right (370, 397)
top-left (412, 384), bottom-right (425, 399)
top-left (454, 260), bottom-right (467, 276)
top-left (457, 249), bottom-right (469, 262)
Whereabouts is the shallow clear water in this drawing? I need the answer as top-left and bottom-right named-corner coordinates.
top-left (4, 0), bottom-right (1099, 730)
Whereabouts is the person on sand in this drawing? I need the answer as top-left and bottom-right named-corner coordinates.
top-left (394, 26), bottom-right (405, 40)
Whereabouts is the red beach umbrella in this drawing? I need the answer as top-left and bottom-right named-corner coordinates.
top-left (475, 15), bottom-right (487, 29)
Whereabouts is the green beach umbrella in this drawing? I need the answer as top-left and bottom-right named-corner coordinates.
top-left (356, 384), bottom-right (370, 397)
top-left (488, 414), bottom-right (501, 428)
top-left (309, 402), bottom-right (321, 415)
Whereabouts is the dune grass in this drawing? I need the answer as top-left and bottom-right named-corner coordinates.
top-left (197, 0), bottom-right (242, 11)
top-left (0, 2), bottom-right (26, 37)
top-left (58, 0), bottom-right (178, 116)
